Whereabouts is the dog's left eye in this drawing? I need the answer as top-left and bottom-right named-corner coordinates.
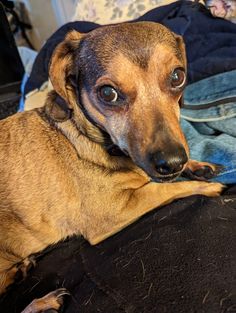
top-left (99, 85), bottom-right (118, 103)
top-left (170, 68), bottom-right (186, 89)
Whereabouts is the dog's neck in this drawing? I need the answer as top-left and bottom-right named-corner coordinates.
top-left (55, 118), bottom-right (136, 172)
top-left (66, 115), bottom-right (127, 158)
top-left (42, 92), bottom-right (130, 168)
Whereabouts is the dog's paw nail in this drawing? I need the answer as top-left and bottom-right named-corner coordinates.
top-left (47, 288), bottom-right (70, 309)
top-left (54, 288), bottom-right (71, 298)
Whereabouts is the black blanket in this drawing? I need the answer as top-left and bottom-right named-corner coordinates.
top-left (1, 187), bottom-right (235, 313)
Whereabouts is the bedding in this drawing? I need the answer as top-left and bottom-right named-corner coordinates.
top-left (72, 0), bottom-right (176, 24)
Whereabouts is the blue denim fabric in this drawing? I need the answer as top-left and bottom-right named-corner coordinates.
top-left (181, 70), bottom-right (236, 184)
top-left (19, 73), bottom-right (29, 112)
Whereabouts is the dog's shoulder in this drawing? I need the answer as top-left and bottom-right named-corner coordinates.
top-left (0, 110), bottom-right (48, 139)
top-left (0, 108), bottom-right (66, 159)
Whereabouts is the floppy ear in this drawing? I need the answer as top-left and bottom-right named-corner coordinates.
top-left (49, 30), bottom-right (83, 104)
top-left (174, 34), bottom-right (187, 69)
top-left (173, 34), bottom-right (187, 108)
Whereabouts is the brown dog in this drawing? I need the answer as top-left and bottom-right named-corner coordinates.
top-left (0, 22), bottom-right (223, 312)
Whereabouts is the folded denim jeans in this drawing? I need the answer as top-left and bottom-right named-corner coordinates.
top-left (181, 70), bottom-right (236, 184)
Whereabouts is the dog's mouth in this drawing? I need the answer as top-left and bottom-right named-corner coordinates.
top-left (132, 156), bottom-right (184, 183)
top-left (104, 139), bottom-right (184, 182)
top-left (150, 171), bottom-right (182, 183)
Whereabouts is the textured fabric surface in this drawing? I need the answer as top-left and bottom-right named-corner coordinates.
top-left (72, 0), bottom-right (176, 24)
top-left (180, 70), bottom-right (236, 184)
top-left (1, 186), bottom-right (235, 313)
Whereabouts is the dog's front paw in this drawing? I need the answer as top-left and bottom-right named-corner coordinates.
top-left (196, 181), bottom-right (225, 197)
top-left (21, 288), bottom-right (70, 313)
top-left (183, 160), bottom-right (223, 181)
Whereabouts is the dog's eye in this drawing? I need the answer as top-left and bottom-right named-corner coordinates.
top-left (99, 85), bottom-right (118, 103)
top-left (170, 68), bottom-right (186, 88)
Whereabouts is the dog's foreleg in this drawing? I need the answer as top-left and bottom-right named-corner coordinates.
top-left (89, 180), bottom-right (224, 244)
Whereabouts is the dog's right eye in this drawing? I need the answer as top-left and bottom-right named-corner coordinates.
top-left (170, 67), bottom-right (186, 89)
top-left (99, 85), bottom-right (118, 103)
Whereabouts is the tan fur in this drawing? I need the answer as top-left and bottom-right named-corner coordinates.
top-left (0, 22), bottom-right (223, 302)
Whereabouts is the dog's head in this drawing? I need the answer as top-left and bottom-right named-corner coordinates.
top-left (48, 22), bottom-right (189, 182)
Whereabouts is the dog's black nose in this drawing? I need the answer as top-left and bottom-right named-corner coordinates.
top-left (152, 146), bottom-right (188, 176)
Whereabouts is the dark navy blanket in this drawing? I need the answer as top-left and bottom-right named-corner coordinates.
top-left (25, 1), bottom-right (236, 94)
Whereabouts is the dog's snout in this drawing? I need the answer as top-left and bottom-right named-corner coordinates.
top-left (152, 146), bottom-right (188, 176)
top-left (155, 157), bottom-right (184, 175)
